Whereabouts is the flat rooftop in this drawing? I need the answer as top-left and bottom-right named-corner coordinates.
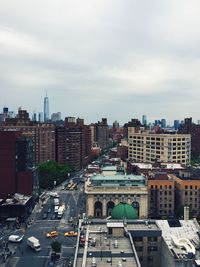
top-left (156, 220), bottom-right (200, 260)
top-left (130, 162), bottom-right (184, 169)
top-left (76, 223), bottom-right (140, 267)
top-left (102, 166), bottom-right (117, 171)
top-left (89, 175), bottom-right (146, 187)
top-left (126, 220), bottom-right (160, 231)
top-left (1, 193), bottom-right (32, 206)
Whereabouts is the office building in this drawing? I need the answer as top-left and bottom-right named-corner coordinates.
top-left (32, 112), bottom-right (37, 122)
top-left (142, 115), bottom-right (147, 126)
top-left (113, 120), bottom-right (120, 129)
top-left (161, 119), bottom-right (166, 128)
top-left (38, 112), bottom-right (43, 123)
top-left (51, 112), bottom-right (61, 122)
top-left (128, 128), bottom-right (191, 165)
top-left (44, 93), bottom-right (49, 122)
top-left (174, 120), bottom-right (180, 130)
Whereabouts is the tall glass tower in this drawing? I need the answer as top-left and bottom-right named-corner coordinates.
top-left (44, 93), bottom-right (49, 122)
top-left (142, 115), bottom-right (147, 126)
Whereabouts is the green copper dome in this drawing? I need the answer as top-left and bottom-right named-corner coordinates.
top-left (111, 202), bottom-right (138, 220)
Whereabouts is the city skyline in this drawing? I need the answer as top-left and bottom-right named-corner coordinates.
top-left (1, 0), bottom-right (200, 124)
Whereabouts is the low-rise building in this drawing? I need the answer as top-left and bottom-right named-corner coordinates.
top-left (85, 173), bottom-right (148, 219)
top-left (0, 193), bottom-right (33, 223)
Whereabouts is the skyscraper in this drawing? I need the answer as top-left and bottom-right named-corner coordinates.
top-left (142, 115), bottom-right (147, 126)
top-left (44, 93), bottom-right (49, 122)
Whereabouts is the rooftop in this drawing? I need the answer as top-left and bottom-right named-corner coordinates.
top-left (1, 193), bottom-right (32, 206)
top-left (89, 174), bottom-right (146, 187)
top-left (76, 223), bottom-right (141, 267)
top-left (129, 162), bottom-right (184, 169)
top-left (102, 166), bottom-right (117, 171)
top-left (156, 219), bottom-right (200, 260)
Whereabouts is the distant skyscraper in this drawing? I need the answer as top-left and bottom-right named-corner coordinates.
top-left (174, 120), bottom-right (180, 130)
top-left (142, 115), bottom-right (147, 126)
top-left (32, 112), bottom-right (37, 122)
top-left (38, 112), bottom-right (43, 123)
top-left (113, 120), bottom-right (119, 129)
top-left (161, 119), bottom-right (166, 128)
top-left (51, 112), bottom-right (61, 122)
top-left (44, 93), bottom-right (49, 122)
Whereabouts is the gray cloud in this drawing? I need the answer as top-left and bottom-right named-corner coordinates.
top-left (0, 0), bottom-right (200, 125)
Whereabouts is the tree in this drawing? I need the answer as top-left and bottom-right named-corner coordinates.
top-left (38, 161), bottom-right (73, 189)
top-left (51, 241), bottom-right (62, 253)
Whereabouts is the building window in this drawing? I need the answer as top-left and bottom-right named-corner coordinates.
top-left (148, 246), bottom-right (158, 251)
top-left (136, 246), bottom-right (143, 252)
top-left (133, 237), bottom-right (143, 242)
top-left (148, 237), bottom-right (157, 242)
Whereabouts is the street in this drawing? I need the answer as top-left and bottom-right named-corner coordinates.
top-left (0, 181), bottom-right (86, 267)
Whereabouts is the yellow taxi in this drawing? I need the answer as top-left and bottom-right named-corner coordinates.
top-left (46, 231), bottom-right (59, 238)
top-left (64, 231), bottom-right (78, 237)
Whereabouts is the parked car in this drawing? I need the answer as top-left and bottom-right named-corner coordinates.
top-left (68, 217), bottom-right (73, 223)
top-left (52, 213), bottom-right (57, 220)
top-left (43, 212), bottom-right (48, 219)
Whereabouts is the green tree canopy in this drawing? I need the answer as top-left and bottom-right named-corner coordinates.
top-left (51, 241), bottom-right (62, 253)
top-left (38, 160), bottom-right (73, 189)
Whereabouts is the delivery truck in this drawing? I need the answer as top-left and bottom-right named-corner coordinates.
top-left (27, 236), bottom-right (41, 252)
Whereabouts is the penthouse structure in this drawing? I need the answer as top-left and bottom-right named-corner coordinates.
top-left (128, 128), bottom-right (191, 165)
top-left (85, 173), bottom-right (148, 219)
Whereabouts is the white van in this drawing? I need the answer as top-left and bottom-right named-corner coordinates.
top-left (8, 235), bottom-right (23, 243)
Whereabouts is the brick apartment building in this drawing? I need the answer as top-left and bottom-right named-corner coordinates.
top-left (0, 131), bottom-right (39, 199)
top-left (56, 117), bottom-right (91, 171)
top-left (178, 117), bottom-right (200, 158)
top-left (0, 109), bottom-right (55, 164)
top-left (148, 173), bottom-right (175, 218)
top-left (169, 172), bottom-right (200, 218)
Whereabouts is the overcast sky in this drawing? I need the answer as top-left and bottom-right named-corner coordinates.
top-left (0, 0), bottom-right (200, 125)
